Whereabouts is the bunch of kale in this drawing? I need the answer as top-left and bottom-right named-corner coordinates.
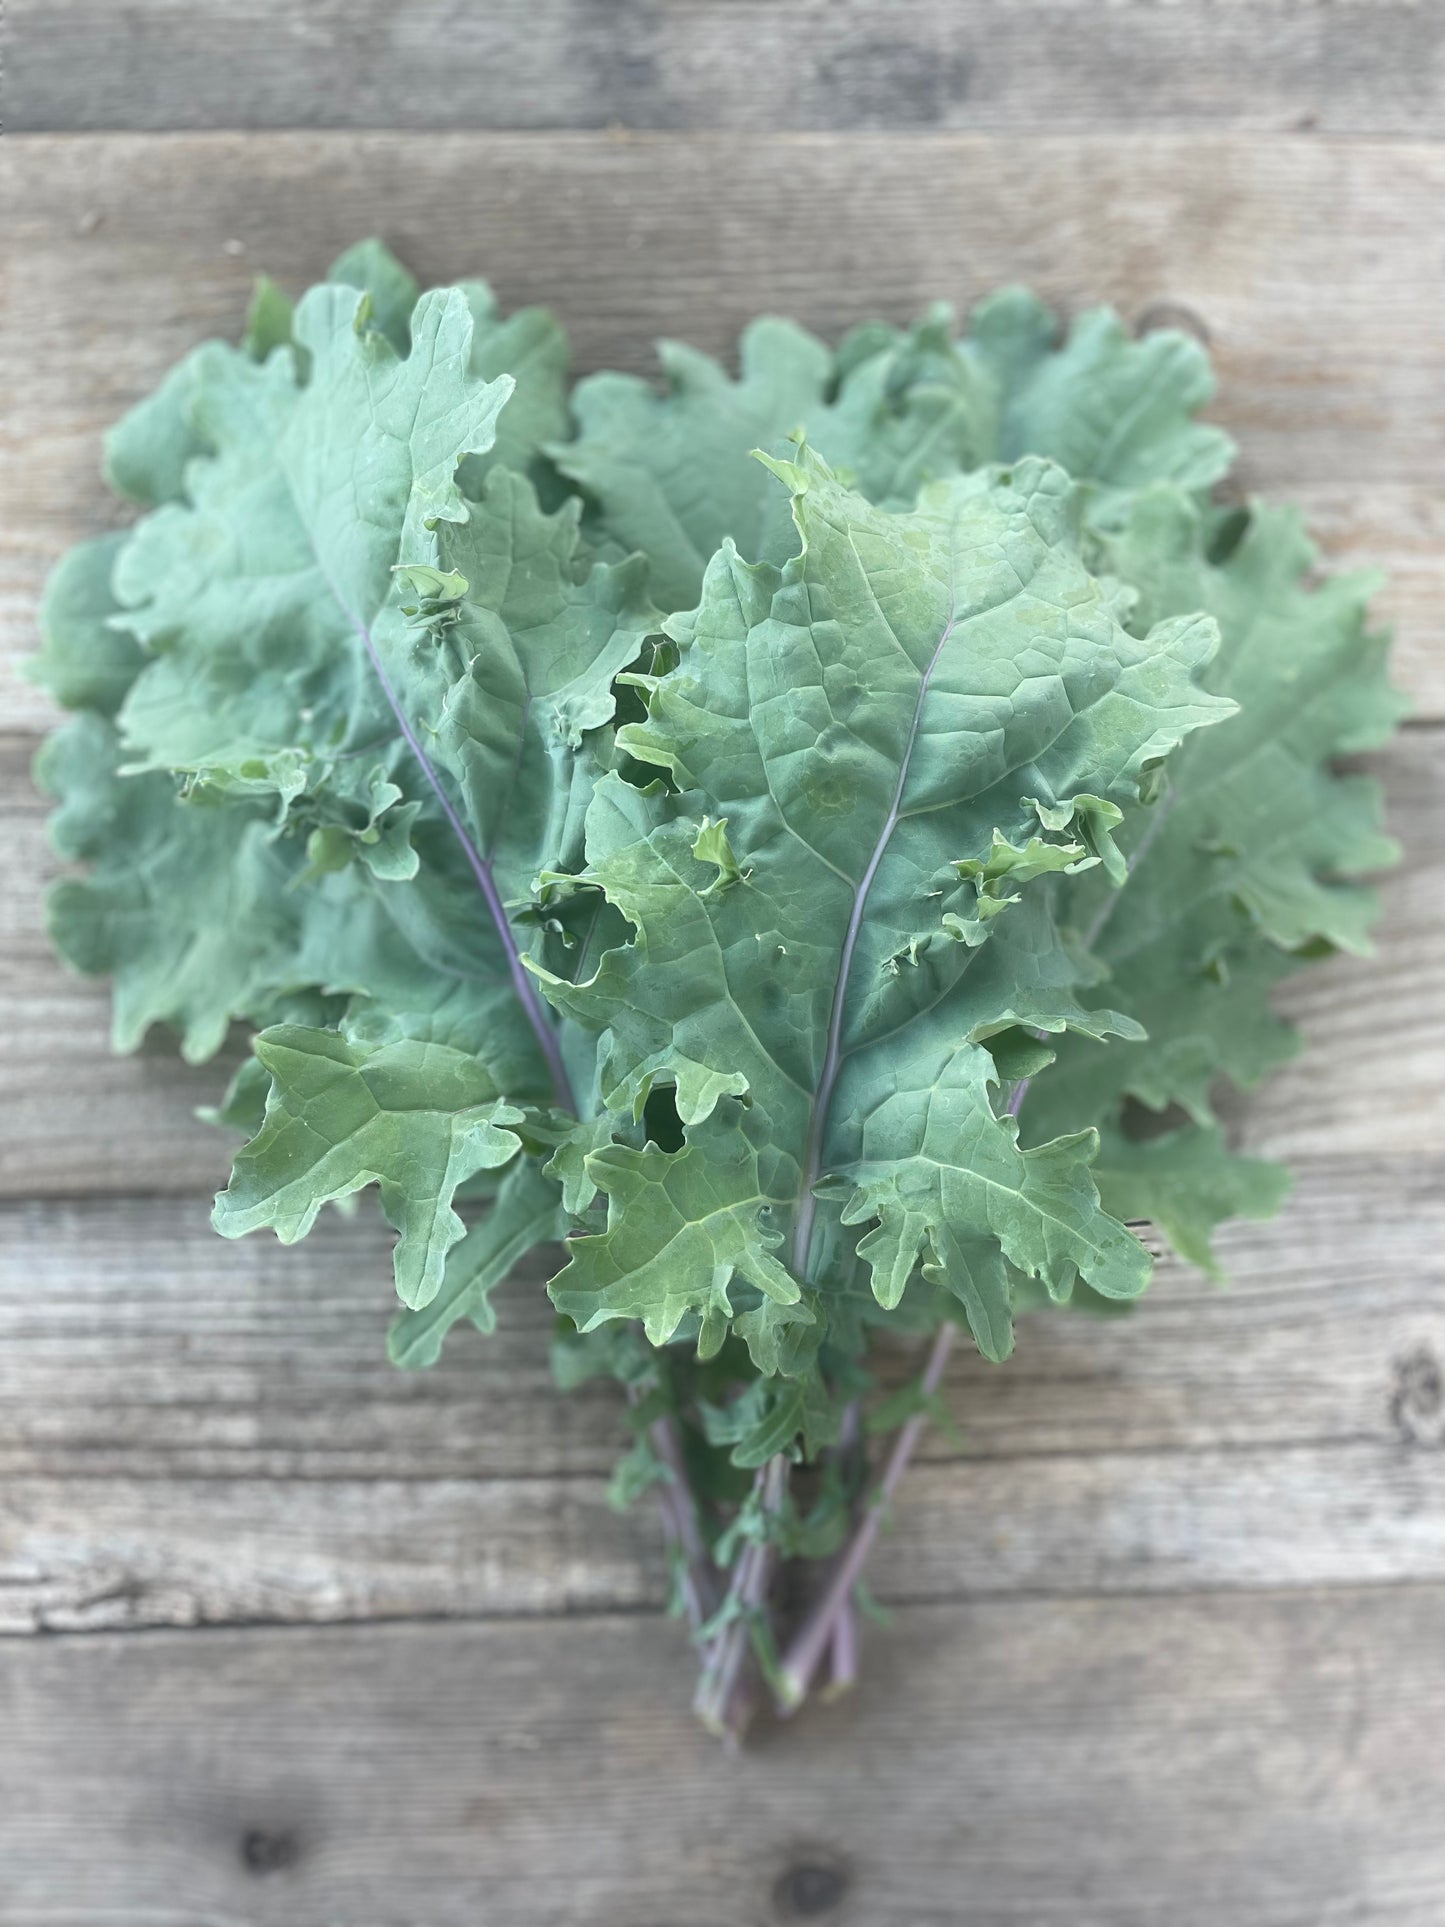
top-left (35, 242), bottom-right (1401, 1734)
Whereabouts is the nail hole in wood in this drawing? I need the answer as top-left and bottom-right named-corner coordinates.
top-left (1392, 1345), bottom-right (1443, 1447)
top-left (239, 1827), bottom-right (300, 1875)
top-left (774, 1859), bottom-right (849, 1918)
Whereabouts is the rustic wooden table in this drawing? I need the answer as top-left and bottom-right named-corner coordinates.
top-left (2, 7), bottom-right (1443, 1923)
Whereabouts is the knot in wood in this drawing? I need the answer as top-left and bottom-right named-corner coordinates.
top-left (774, 1858), bottom-right (849, 1918)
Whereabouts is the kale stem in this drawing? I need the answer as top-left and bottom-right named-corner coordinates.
top-left (646, 1406), bottom-right (723, 1636)
top-left (775, 1075), bottom-right (1031, 1713)
top-left (352, 610), bottom-right (576, 1112)
top-left (693, 1455), bottom-right (788, 1743)
top-left (823, 1399), bottom-right (865, 1699)
top-left (767, 774), bottom-right (1174, 1716)
top-left (790, 582), bottom-right (963, 1277)
top-left (775, 1320), bottom-right (956, 1712)
top-left (826, 1597), bottom-right (860, 1699)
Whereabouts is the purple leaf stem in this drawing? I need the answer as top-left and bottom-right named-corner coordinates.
top-left (693, 1456), bottom-right (789, 1743)
top-left (353, 611), bottom-right (575, 1113)
top-left (644, 1404), bottom-right (723, 1636)
top-left (825, 1596), bottom-right (860, 1700)
top-left (790, 592), bottom-right (961, 1276)
top-left (775, 1321), bottom-right (956, 1711)
top-left (824, 1398), bottom-right (865, 1699)
top-left (775, 1075), bottom-right (1032, 1712)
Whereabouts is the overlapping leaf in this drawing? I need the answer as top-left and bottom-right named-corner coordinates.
top-left (968, 290), bottom-right (1234, 497)
top-left (39, 253), bottom-right (648, 1108)
top-left (549, 1107), bottom-right (807, 1356)
top-left (415, 465), bottom-right (659, 908)
top-left (540, 447), bottom-right (1233, 1355)
top-left (110, 277), bottom-right (512, 793)
top-left (1090, 1122), bottom-right (1289, 1278)
top-left (34, 247), bottom-right (1401, 1418)
top-left (214, 1026), bottom-right (525, 1307)
top-left (388, 1156), bottom-right (569, 1368)
top-left (1022, 485), bottom-right (1405, 1265)
top-left (552, 290), bottom-right (1229, 612)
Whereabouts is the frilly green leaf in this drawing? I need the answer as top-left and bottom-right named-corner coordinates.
top-left (214, 1026), bottom-right (525, 1309)
top-left (548, 1109), bottom-right (807, 1362)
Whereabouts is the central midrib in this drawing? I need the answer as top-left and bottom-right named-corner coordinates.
top-left (788, 584), bottom-right (961, 1277)
top-left (304, 532), bottom-right (576, 1115)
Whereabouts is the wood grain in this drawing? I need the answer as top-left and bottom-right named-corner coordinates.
top-left (8, 0), bottom-right (1445, 136)
top-left (2, 131), bottom-right (1442, 726)
top-left (6, 724), bottom-right (1437, 1196)
top-left (9, 1439), bottom-right (1445, 1634)
top-left (2, 108), bottom-right (1442, 1920)
top-left (2, 1160), bottom-right (1440, 1631)
top-left (3, 1594), bottom-right (1444, 1924)
top-left (4, 1164), bottom-right (1440, 1481)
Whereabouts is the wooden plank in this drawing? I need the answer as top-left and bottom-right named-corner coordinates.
top-left (2, 131), bottom-right (1442, 727)
top-left (3, 1595), bottom-right (1443, 1923)
top-left (8, 0), bottom-right (1445, 136)
top-left (3, 1162), bottom-right (1440, 1483)
top-left (0, 1475), bottom-right (662, 1633)
top-left (6, 724), bottom-right (1439, 1196)
top-left (7, 1435), bottom-right (1445, 1633)
top-left (2, 1160), bottom-right (1440, 1631)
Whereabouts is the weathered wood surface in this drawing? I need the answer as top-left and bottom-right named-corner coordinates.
top-left (5, 1593), bottom-right (1445, 1926)
top-left (6, 723), bottom-right (1439, 1195)
top-left (5, 1164), bottom-right (1439, 1480)
top-left (2, 1162), bottom-right (1441, 1633)
top-left (2, 93), bottom-right (1442, 1926)
top-left (2, 131), bottom-right (1444, 727)
top-left (13, 1435), bottom-right (1445, 1635)
top-left (9, 0), bottom-right (1445, 136)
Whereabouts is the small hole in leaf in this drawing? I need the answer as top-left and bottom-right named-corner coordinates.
top-left (1118, 1096), bottom-right (1192, 1144)
top-left (1206, 505), bottom-right (1251, 567)
top-left (642, 1083), bottom-right (685, 1152)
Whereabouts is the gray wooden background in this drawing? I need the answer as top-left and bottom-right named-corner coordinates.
top-left (2, 6), bottom-right (1444, 1923)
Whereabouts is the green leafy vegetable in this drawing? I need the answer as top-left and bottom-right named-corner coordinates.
top-left (34, 241), bottom-right (1401, 1738)
top-left (213, 1025), bottom-right (526, 1309)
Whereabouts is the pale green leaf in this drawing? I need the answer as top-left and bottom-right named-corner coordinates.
top-left (388, 1157), bottom-right (567, 1368)
top-left (548, 1109), bottom-right (806, 1355)
top-left (555, 319), bottom-right (834, 610)
top-left (328, 238), bottom-right (420, 355)
top-left (544, 448), bottom-right (1229, 1355)
top-left (28, 532), bottom-right (143, 717)
top-left (243, 275), bottom-right (296, 362)
top-left (969, 290), bottom-right (1235, 495)
top-left (1092, 1121), bottom-right (1291, 1277)
top-left (838, 1044), bottom-right (1150, 1359)
top-left (1031, 485), bottom-right (1406, 1137)
top-left (214, 1026), bottom-right (525, 1308)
